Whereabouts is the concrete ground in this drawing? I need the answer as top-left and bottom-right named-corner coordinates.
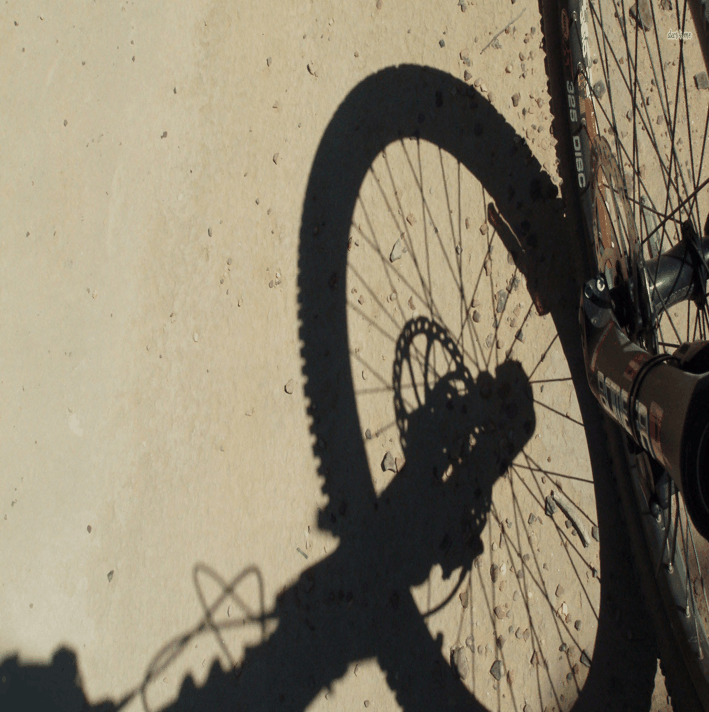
top-left (0, 1), bottom-right (682, 710)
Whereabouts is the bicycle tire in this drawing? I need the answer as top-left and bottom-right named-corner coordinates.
top-left (540, 0), bottom-right (709, 707)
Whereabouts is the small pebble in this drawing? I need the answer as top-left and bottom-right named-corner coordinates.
top-left (512, 92), bottom-right (521, 107)
top-left (555, 584), bottom-right (565, 597)
top-left (491, 564), bottom-right (500, 582)
top-left (592, 525), bottom-right (600, 542)
top-left (193, 332), bottom-right (199, 342)
top-left (466, 635), bottom-right (475, 650)
top-left (285, 379), bottom-right (294, 395)
top-left (695, 72), bottom-right (709, 91)
top-left (472, 310), bottom-right (482, 323)
top-left (266, 56), bottom-right (272, 66)
top-left (490, 660), bottom-right (503, 681)
top-left (545, 496), bottom-right (558, 516)
top-left (390, 237), bottom-right (403, 262)
top-left (574, 619), bottom-right (582, 631)
top-left (365, 428), bottom-right (372, 440)
top-left (381, 451), bottom-right (396, 472)
top-left (523, 629), bottom-right (530, 641)
top-left (580, 650), bottom-right (592, 667)
top-left (87, 525), bottom-right (92, 533)
top-left (439, 39), bottom-right (446, 48)
top-left (107, 570), bottom-right (114, 583)
top-left (451, 646), bottom-right (469, 679)
top-left (629, 0), bottom-right (653, 30)
top-left (459, 589), bottom-right (469, 608)
top-left (494, 605), bottom-right (505, 620)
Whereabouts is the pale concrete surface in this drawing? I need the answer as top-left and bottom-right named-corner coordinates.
top-left (0, 1), bottom-right (672, 711)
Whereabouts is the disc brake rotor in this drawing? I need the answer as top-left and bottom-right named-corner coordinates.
top-left (590, 135), bottom-right (649, 336)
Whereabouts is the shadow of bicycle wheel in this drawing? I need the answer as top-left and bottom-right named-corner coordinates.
top-left (296, 64), bottom-right (659, 711)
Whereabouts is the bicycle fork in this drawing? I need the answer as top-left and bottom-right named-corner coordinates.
top-left (580, 273), bottom-right (709, 538)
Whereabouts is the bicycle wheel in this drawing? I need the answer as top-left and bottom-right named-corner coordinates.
top-left (541, 0), bottom-right (709, 707)
top-left (297, 65), bottom-right (661, 711)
